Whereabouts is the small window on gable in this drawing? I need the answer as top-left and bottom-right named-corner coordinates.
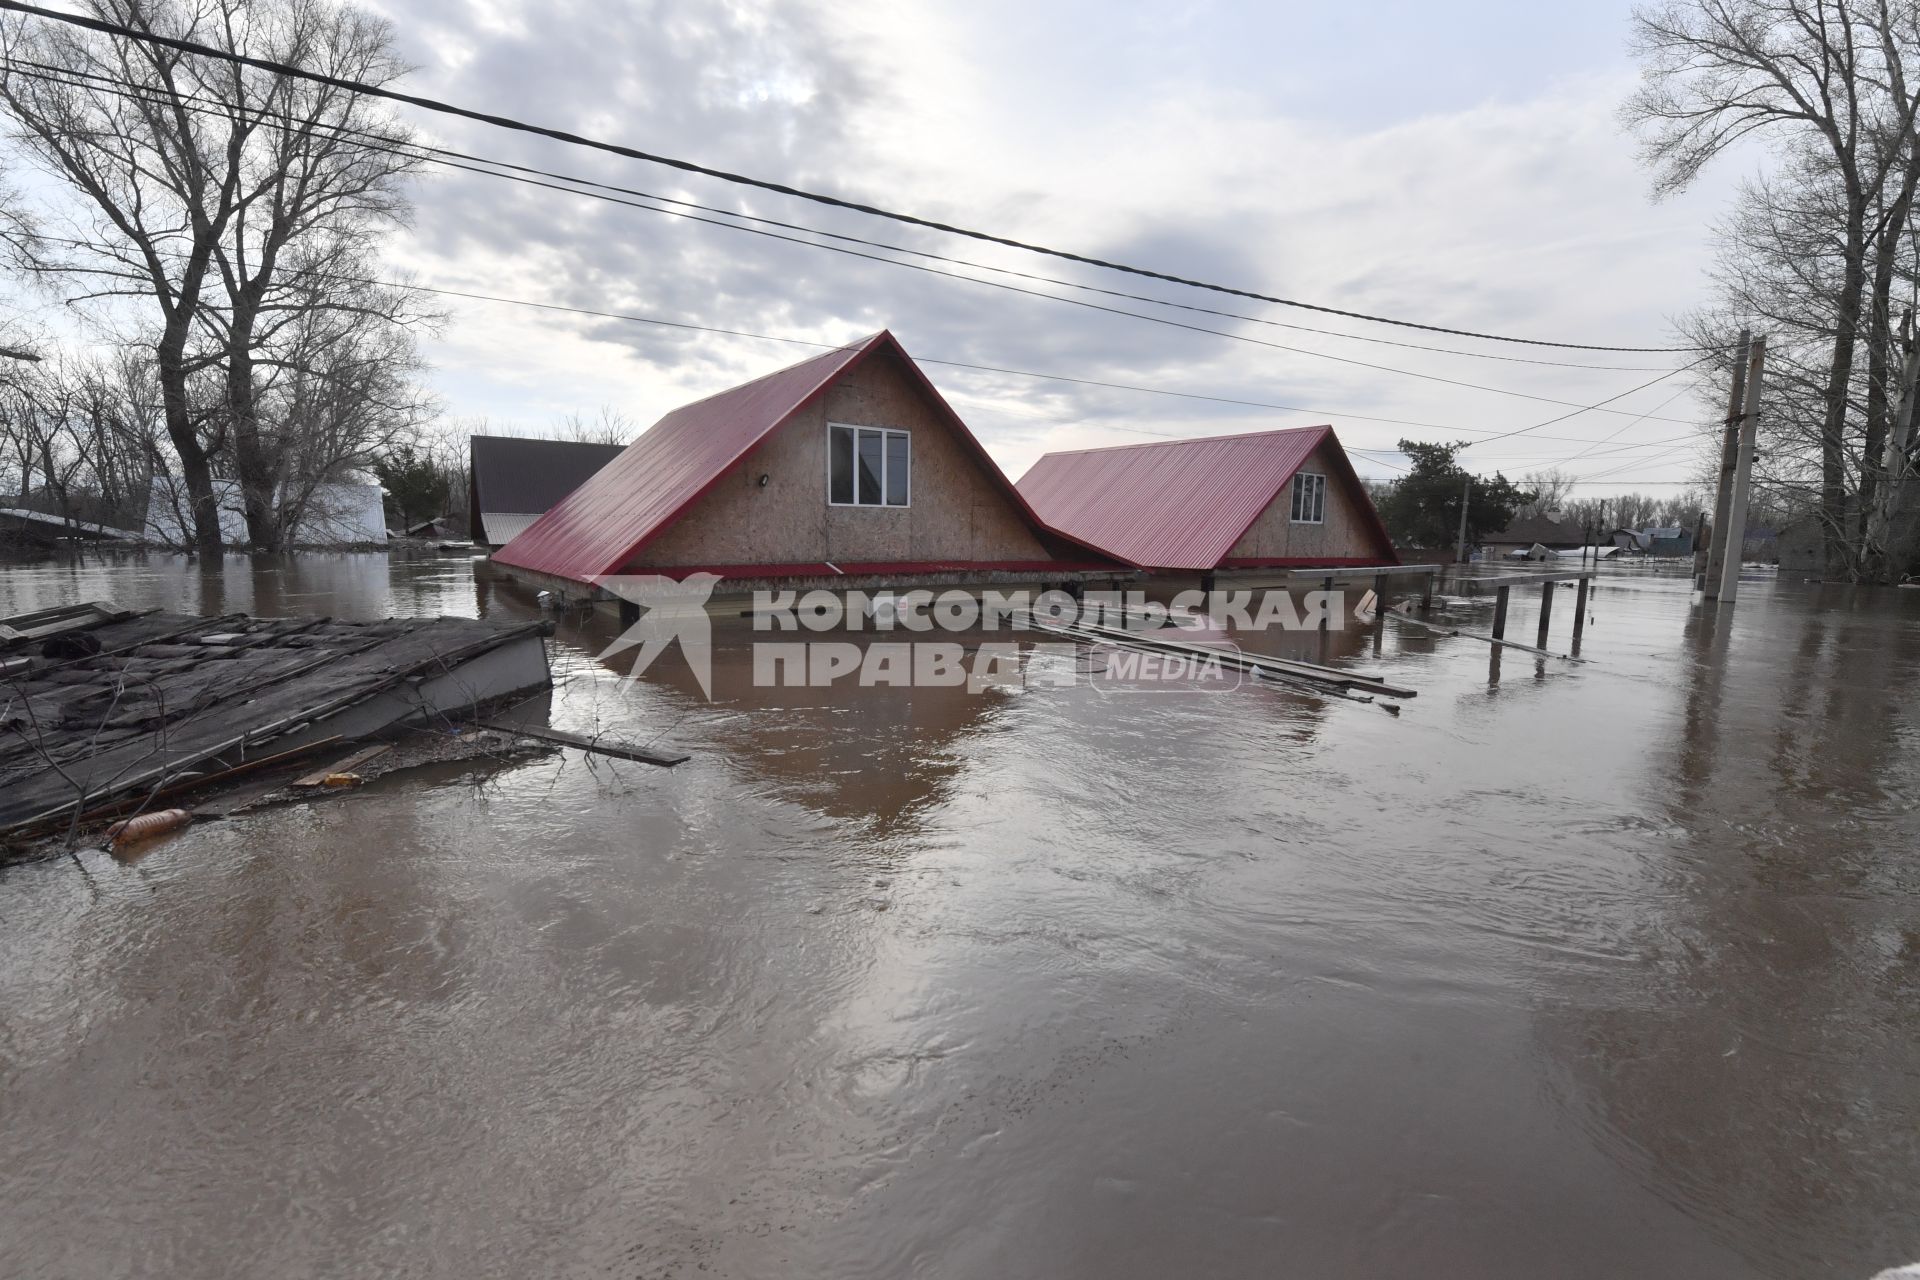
top-left (829, 424), bottom-right (910, 507)
top-left (1290, 472), bottom-right (1326, 524)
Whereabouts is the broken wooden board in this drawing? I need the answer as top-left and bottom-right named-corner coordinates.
top-left (474, 719), bottom-right (689, 767)
top-left (291, 744), bottom-right (393, 788)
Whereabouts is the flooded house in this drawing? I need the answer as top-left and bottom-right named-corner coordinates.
top-left (1014, 426), bottom-right (1398, 579)
top-left (468, 436), bottom-right (626, 549)
top-left (1479, 511), bottom-right (1592, 560)
top-left (1611, 525), bottom-right (1695, 557)
top-left (490, 331), bottom-right (1121, 602)
top-left (143, 477), bottom-right (388, 549)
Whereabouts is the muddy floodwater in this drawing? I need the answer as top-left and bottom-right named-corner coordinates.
top-left (2, 553), bottom-right (1918, 1278)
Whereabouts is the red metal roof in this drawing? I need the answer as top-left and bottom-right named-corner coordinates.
top-left (1015, 426), bottom-right (1397, 571)
top-left (492, 330), bottom-right (1113, 583)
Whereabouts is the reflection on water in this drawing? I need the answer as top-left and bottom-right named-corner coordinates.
top-left (1, 554), bottom-right (1917, 1278)
top-left (0, 547), bottom-right (497, 622)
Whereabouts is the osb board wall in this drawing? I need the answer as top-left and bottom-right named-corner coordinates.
top-left (632, 348), bottom-right (1053, 568)
top-left (1225, 441), bottom-right (1386, 561)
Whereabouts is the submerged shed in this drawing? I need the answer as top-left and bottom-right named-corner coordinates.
top-left (1480, 512), bottom-right (1589, 560)
top-left (1016, 426), bottom-right (1398, 573)
top-left (468, 436), bottom-right (626, 548)
top-left (144, 478), bottom-right (389, 548)
top-left (492, 331), bottom-right (1118, 595)
top-left (0, 606), bottom-right (551, 840)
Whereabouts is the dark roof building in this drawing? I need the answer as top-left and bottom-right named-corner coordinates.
top-left (468, 436), bottom-right (625, 548)
top-left (1481, 512), bottom-right (1590, 554)
top-left (492, 331), bottom-right (1115, 590)
top-left (1015, 426), bottom-right (1397, 572)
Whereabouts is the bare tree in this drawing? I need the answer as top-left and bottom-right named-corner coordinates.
top-left (550, 406), bottom-right (637, 446)
top-left (1516, 469), bottom-right (1578, 516)
top-left (0, 350), bottom-right (160, 530)
top-left (1627, 0), bottom-right (1920, 571)
top-left (266, 287), bottom-right (435, 541)
top-left (0, 0), bottom-right (257, 560)
top-left (192, 0), bottom-right (424, 551)
top-left (0, 0), bottom-right (429, 557)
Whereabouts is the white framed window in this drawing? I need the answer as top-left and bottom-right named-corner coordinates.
top-left (1290, 472), bottom-right (1326, 524)
top-left (828, 423), bottom-right (910, 507)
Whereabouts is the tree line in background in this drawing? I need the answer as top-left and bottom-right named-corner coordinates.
top-left (1368, 442), bottom-right (1728, 555)
top-left (1628, 0), bottom-right (1920, 582)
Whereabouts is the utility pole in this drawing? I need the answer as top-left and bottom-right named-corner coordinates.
top-left (1702, 329), bottom-right (1752, 598)
top-left (1455, 476), bottom-right (1471, 564)
top-left (1716, 336), bottom-right (1768, 604)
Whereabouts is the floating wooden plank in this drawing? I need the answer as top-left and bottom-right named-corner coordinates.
top-left (0, 601), bottom-right (137, 646)
top-left (291, 744), bottom-right (393, 788)
top-left (474, 719), bottom-right (689, 767)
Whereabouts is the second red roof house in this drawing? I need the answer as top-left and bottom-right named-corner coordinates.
top-left (1016, 427), bottom-right (1398, 574)
top-left (491, 331), bottom-right (1120, 597)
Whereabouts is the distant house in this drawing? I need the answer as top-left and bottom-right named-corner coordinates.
top-left (468, 436), bottom-right (625, 549)
top-left (491, 331), bottom-right (1119, 596)
top-left (1014, 427), bottom-right (1398, 575)
top-left (143, 477), bottom-right (387, 548)
top-left (1481, 511), bottom-right (1590, 559)
top-left (1610, 525), bottom-right (1695, 557)
top-left (1774, 518), bottom-right (1828, 576)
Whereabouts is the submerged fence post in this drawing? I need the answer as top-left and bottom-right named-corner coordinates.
top-left (1492, 584), bottom-right (1511, 641)
top-left (1371, 573), bottom-right (1388, 655)
top-left (1572, 575), bottom-right (1591, 647)
top-left (1536, 580), bottom-right (1555, 650)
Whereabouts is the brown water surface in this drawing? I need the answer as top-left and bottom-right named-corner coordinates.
top-left (1, 553), bottom-right (1917, 1278)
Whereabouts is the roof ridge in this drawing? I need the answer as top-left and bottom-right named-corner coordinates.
top-left (471, 433), bottom-right (628, 449)
top-left (656, 331), bottom-right (888, 419)
top-left (1036, 424), bottom-right (1330, 460)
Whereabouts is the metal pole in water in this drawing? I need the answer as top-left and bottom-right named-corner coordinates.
top-left (1703, 329), bottom-right (1752, 599)
top-left (1717, 337), bottom-right (1768, 604)
top-left (1455, 477), bottom-right (1472, 565)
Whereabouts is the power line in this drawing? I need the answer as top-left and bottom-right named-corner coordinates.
top-left (0, 0), bottom-right (1719, 355)
top-left (28, 229), bottom-right (1716, 451)
top-left (1452, 359), bottom-right (1715, 449)
top-left (0, 55), bottom-right (1680, 375)
top-left (1543, 380), bottom-right (1705, 466)
top-left (1571, 443), bottom-right (1704, 483)
top-left (0, 61), bottom-right (1707, 422)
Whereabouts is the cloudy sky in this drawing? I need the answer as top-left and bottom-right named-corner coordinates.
top-left (30, 0), bottom-right (1747, 494)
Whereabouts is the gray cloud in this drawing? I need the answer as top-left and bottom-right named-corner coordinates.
top-left (358, 0), bottom-right (1723, 488)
